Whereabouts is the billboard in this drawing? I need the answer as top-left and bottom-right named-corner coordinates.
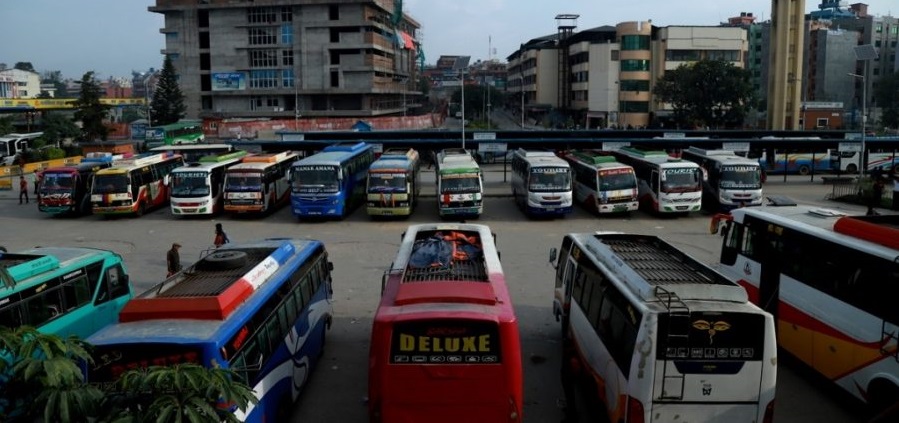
top-left (211, 72), bottom-right (246, 91)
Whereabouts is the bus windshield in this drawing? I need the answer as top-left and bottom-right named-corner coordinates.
top-left (440, 175), bottom-right (480, 194)
top-left (292, 166), bottom-right (340, 193)
top-left (369, 174), bottom-right (407, 193)
top-left (225, 173), bottom-right (263, 191)
top-left (40, 172), bottom-right (75, 194)
top-left (528, 168), bottom-right (570, 192)
top-left (171, 172), bottom-right (210, 197)
top-left (598, 170), bottom-right (636, 191)
top-left (93, 175), bottom-right (130, 194)
top-left (661, 168), bottom-right (701, 193)
top-left (720, 166), bottom-right (762, 189)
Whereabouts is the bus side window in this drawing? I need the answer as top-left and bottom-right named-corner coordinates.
top-left (62, 276), bottom-right (92, 312)
top-left (0, 303), bottom-right (24, 327)
top-left (26, 285), bottom-right (65, 326)
top-left (96, 265), bottom-right (129, 304)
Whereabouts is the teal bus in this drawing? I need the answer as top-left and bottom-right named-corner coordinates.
top-left (0, 246), bottom-right (132, 339)
top-left (144, 121), bottom-right (205, 149)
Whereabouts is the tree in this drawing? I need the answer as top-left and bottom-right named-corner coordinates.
top-left (874, 71), bottom-right (899, 130)
top-left (0, 116), bottom-right (14, 135)
top-left (13, 62), bottom-right (36, 73)
top-left (0, 326), bottom-right (257, 423)
top-left (450, 85), bottom-right (506, 123)
top-left (41, 70), bottom-right (69, 98)
top-left (653, 60), bottom-right (756, 129)
top-left (71, 71), bottom-right (111, 141)
top-left (150, 56), bottom-right (187, 125)
top-left (41, 112), bottom-right (81, 146)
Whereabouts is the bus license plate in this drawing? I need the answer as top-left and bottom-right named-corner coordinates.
top-left (613, 205), bottom-right (627, 211)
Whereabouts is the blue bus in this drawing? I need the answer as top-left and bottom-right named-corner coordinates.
top-left (85, 239), bottom-right (334, 422)
top-left (289, 142), bottom-right (374, 219)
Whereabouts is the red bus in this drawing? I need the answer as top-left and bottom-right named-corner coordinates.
top-left (369, 223), bottom-right (522, 423)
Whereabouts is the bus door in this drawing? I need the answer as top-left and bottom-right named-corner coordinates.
top-left (649, 169), bottom-right (661, 208)
top-left (757, 229), bottom-right (784, 322)
top-left (652, 311), bottom-right (769, 421)
top-left (90, 264), bottom-right (131, 337)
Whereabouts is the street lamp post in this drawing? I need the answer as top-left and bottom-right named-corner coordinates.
top-left (460, 68), bottom-right (466, 150)
top-left (848, 71), bottom-right (866, 178)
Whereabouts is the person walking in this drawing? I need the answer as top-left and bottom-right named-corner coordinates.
top-left (166, 242), bottom-right (182, 277)
top-left (214, 223), bottom-right (230, 248)
top-left (18, 175), bottom-right (29, 204)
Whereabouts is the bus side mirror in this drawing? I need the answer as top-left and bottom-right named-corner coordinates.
top-left (549, 247), bottom-right (558, 268)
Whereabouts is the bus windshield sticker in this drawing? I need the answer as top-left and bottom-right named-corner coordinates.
top-left (390, 320), bottom-right (501, 364)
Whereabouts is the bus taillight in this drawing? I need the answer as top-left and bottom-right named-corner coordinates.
top-left (626, 396), bottom-right (645, 423)
top-left (763, 399), bottom-right (776, 423)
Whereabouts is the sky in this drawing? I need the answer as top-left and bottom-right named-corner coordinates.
top-left (1, 0), bottom-right (896, 80)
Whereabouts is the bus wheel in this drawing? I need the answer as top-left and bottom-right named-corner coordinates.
top-left (798, 165), bottom-right (811, 176)
top-left (201, 250), bottom-right (248, 270)
top-left (868, 379), bottom-right (899, 416)
top-left (846, 163), bottom-right (858, 173)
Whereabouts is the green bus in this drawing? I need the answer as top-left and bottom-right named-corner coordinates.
top-left (144, 121), bottom-right (205, 148)
top-left (435, 148), bottom-right (484, 217)
top-left (0, 246), bottom-right (132, 340)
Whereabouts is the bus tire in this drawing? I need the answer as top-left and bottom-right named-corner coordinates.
top-left (868, 379), bottom-right (899, 416)
top-left (135, 201), bottom-right (146, 217)
top-left (846, 163), bottom-right (858, 174)
top-left (798, 165), bottom-right (811, 176)
top-left (202, 250), bottom-right (248, 270)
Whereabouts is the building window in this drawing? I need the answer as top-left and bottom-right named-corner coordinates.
top-left (329, 5), bottom-right (339, 20)
top-left (248, 7), bottom-right (277, 24)
top-left (706, 50), bottom-right (740, 61)
top-left (282, 24), bottom-right (293, 44)
top-left (816, 117), bottom-right (829, 128)
top-left (167, 53), bottom-right (180, 61)
top-left (249, 28), bottom-right (277, 45)
top-left (250, 50), bottom-right (278, 67)
top-left (620, 35), bottom-right (650, 50)
top-left (330, 70), bottom-right (339, 87)
top-left (282, 50), bottom-right (294, 66)
top-left (620, 101), bottom-right (649, 113)
top-left (281, 6), bottom-right (292, 22)
top-left (165, 32), bottom-right (178, 41)
top-left (249, 70), bottom-right (278, 88)
top-left (619, 80), bottom-right (649, 92)
top-left (620, 59), bottom-right (650, 72)
top-left (666, 50), bottom-right (701, 61)
top-left (282, 69), bottom-right (294, 88)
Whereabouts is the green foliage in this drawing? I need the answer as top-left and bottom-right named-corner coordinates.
top-left (41, 112), bottom-right (81, 146)
top-left (0, 326), bottom-right (103, 422)
top-left (874, 72), bottom-right (899, 129)
top-left (71, 71), bottom-right (112, 141)
top-left (653, 60), bottom-right (757, 129)
top-left (0, 116), bottom-right (14, 135)
top-left (13, 62), bottom-right (36, 73)
top-left (150, 56), bottom-right (187, 126)
top-left (449, 85), bottom-right (506, 121)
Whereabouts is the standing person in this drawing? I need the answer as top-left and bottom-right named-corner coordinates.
top-left (214, 223), bottom-right (230, 248)
top-left (166, 242), bottom-right (182, 277)
top-left (18, 175), bottom-right (29, 204)
top-left (867, 175), bottom-right (885, 216)
top-left (33, 171), bottom-right (42, 195)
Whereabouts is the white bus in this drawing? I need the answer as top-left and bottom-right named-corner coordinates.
top-left (830, 150), bottom-right (899, 174)
top-left (681, 147), bottom-right (763, 211)
top-left (509, 149), bottom-right (573, 217)
top-left (435, 148), bottom-right (483, 218)
top-left (550, 232), bottom-right (777, 423)
top-left (223, 151), bottom-right (298, 215)
top-left (0, 132), bottom-right (43, 165)
top-left (612, 147), bottom-right (703, 214)
top-left (711, 205), bottom-right (899, 413)
top-left (561, 150), bottom-right (638, 215)
top-left (169, 150), bottom-right (248, 216)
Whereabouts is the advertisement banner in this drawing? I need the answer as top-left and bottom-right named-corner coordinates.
top-left (211, 72), bottom-right (246, 91)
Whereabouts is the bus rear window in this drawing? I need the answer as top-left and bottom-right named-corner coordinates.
top-left (90, 343), bottom-right (203, 382)
top-left (390, 319), bottom-right (500, 364)
top-left (656, 311), bottom-right (764, 361)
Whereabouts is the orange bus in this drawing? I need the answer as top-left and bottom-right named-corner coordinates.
top-left (369, 223), bottom-right (522, 423)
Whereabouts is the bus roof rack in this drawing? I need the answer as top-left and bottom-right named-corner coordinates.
top-left (242, 151), bottom-right (295, 163)
top-left (198, 150), bottom-right (247, 163)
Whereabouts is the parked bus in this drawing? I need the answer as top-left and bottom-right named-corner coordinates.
top-left (549, 232), bottom-right (777, 423)
top-left (711, 205), bottom-right (899, 412)
top-left (0, 246), bottom-right (132, 339)
top-left (223, 151), bottom-right (298, 215)
top-left (0, 132), bottom-right (43, 166)
top-left (365, 148), bottom-right (421, 217)
top-left (435, 148), bottom-right (484, 218)
top-left (37, 154), bottom-right (115, 216)
top-left (290, 142), bottom-right (374, 219)
top-left (831, 150), bottom-right (899, 174)
top-left (85, 238), bottom-right (334, 422)
top-left (369, 223), bottom-right (522, 423)
top-left (612, 146), bottom-right (703, 214)
top-left (681, 147), bottom-right (763, 211)
top-left (90, 152), bottom-right (184, 217)
top-left (560, 149), bottom-right (638, 215)
top-left (170, 150), bottom-right (248, 216)
top-left (144, 121), bottom-right (204, 149)
top-left (753, 150), bottom-right (832, 175)
top-left (150, 143), bottom-right (234, 163)
top-left (509, 148), bottom-right (573, 217)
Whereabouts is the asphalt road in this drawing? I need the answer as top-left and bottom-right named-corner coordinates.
top-left (0, 173), bottom-right (876, 423)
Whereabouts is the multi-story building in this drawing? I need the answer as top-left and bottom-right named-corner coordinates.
top-left (0, 68), bottom-right (41, 99)
top-left (506, 34), bottom-right (559, 125)
top-left (149, 0), bottom-right (421, 120)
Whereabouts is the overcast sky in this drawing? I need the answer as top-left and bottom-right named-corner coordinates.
top-left (1, 0), bottom-right (895, 79)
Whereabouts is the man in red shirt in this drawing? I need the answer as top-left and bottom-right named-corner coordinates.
top-left (19, 175), bottom-right (28, 204)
